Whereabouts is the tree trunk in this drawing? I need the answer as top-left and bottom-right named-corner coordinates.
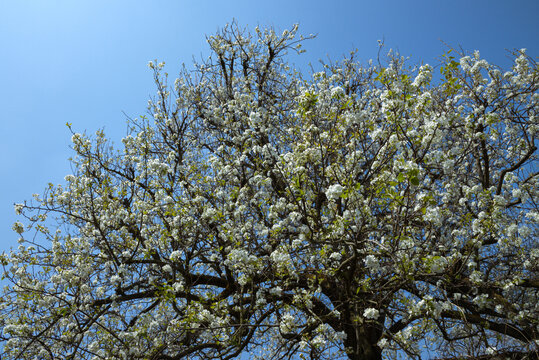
top-left (343, 325), bottom-right (383, 360)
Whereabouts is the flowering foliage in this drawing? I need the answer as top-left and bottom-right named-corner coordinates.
top-left (1, 23), bottom-right (538, 360)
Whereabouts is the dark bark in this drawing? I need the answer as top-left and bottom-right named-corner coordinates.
top-left (343, 325), bottom-right (383, 360)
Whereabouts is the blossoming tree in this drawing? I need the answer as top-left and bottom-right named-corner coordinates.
top-left (2, 24), bottom-right (538, 360)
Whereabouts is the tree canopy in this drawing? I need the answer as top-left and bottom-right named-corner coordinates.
top-left (1, 24), bottom-right (538, 360)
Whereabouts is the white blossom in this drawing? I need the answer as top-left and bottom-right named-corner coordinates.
top-left (363, 308), bottom-right (380, 320)
top-left (326, 184), bottom-right (344, 201)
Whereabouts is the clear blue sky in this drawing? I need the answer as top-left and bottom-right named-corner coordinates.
top-left (1, 0), bottom-right (537, 252)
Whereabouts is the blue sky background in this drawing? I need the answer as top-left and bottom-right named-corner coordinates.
top-left (0, 0), bottom-right (537, 254)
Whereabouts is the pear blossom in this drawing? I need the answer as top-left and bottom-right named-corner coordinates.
top-left (326, 184), bottom-right (344, 201)
top-left (1, 23), bottom-right (537, 360)
top-left (363, 308), bottom-right (380, 320)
